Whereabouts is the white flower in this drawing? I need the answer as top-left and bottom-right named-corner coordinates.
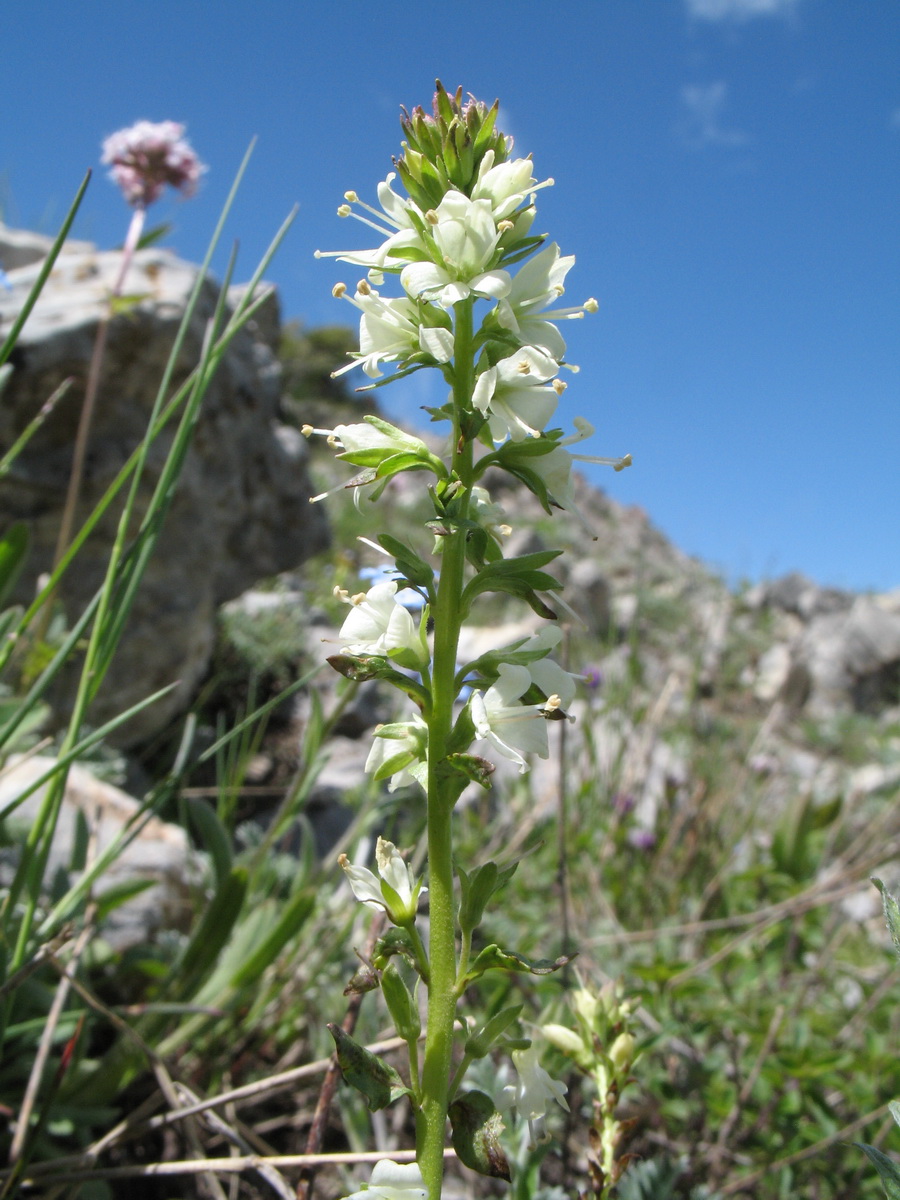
top-left (401, 192), bottom-right (511, 308)
top-left (505, 1045), bottom-right (569, 1144)
top-left (513, 626), bottom-right (579, 709)
top-left (472, 346), bottom-right (561, 442)
top-left (365, 718), bottom-right (429, 792)
top-left (470, 486), bottom-right (512, 541)
top-left (314, 173), bottom-right (425, 281)
top-left (471, 150), bottom-right (555, 220)
top-left (470, 663), bottom-right (549, 772)
top-left (338, 581), bottom-right (428, 665)
top-left (494, 242), bottom-right (592, 361)
top-left (339, 837), bottom-right (426, 925)
top-left (528, 418), bottom-right (632, 530)
top-left (340, 1159), bottom-right (428, 1200)
top-left (331, 287), bottom-right (453, 379)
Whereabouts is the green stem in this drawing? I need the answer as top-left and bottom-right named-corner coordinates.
top-left (416, 299), bottom-right (475, 1200)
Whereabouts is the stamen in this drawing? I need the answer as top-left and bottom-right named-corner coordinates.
top-left (332, 282), bottom-right (347, 298)
top-left (337, 204), bottom-right (352, 217)
top-left (358, 536), bottom-right (393, 557)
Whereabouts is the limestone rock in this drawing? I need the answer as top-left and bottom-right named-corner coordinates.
top-left (799, 598), bottom-right (900, 714)
top-left (0, 229), bottom-right (329, 744)
top-left (0, 756), bottom-right (199, 948)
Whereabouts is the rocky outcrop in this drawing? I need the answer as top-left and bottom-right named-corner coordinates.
top-left (746, 576), bottom-right (900, 715)
top-left (0, 756), bottom-right (200, 948)
top-left (0, 225), bottom-right (329, 744)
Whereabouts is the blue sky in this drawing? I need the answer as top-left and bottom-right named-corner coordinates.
top-left (3, 1), bottom-right (898, 592)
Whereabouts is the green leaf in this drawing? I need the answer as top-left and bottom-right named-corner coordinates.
top-left (444, 754), bottom-right (495, 789)
top-left (458, 861), bottom-right (517, 936)
top-left (449, 1090), bottom-right (510, 1180)
top-left (325, 654), bottom-right (429, 707)
top-left (94, 877), bottom-right (157, 921)
top-left (372, 926), bottom-right (418, 971)
top-left (185, 796), bottom-right (233, 885)
top-left (228, 888), bottom-right (314, 989)
top-left (380, 963), bottom-right (420, 1042)
top-left (461, 943), bottom-right (575, 985)
top-left (0, 523), bottom-right (29, 608)
top-left (135, 222), bottom-right (173, 250)
top-left (465, 1005), bottom-right (524, 1059)
top-left (873, 879), bottom-right (900, 962)
top-left (108, 292), bottom-right (152, 316)
top-left (173, 866), bottom-right (248, 999)
top-left (328, 1024), bottom-right (411, 1111)
top-left (378, 534), bottom-right (435, 589)
top-left (856, 1143), bottom-right (900, 1198)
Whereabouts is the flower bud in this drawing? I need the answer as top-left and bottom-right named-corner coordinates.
top-left (609, 1032), bottom-right (636, 1076)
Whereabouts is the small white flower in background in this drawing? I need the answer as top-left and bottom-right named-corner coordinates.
top-left (340, 1159), bottom-right (428, 1200)
top-left (401, 193), bottom-right (511, 308)
top-left (472, 345), bottom-right (561, 442)
top-left (470, 663), bottom-right (550, 772)
top-left (337, 580), bottom-right (428, 664)
top-left (339, 837), bottom-right (426, 925)
top-left (504, 1045), bottom-right (569, 1145)
top-left (101, 120), bottom-right (205, 207)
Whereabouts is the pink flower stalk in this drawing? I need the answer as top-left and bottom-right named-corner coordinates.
top-left (101, 120), bottom-right (205, 208)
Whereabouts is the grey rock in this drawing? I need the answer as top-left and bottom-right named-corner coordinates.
top-left (749, 571), bottom-right (852, 620)
top-left (0, 755), bottom-right (199, 948)
top-left (800, 598), bottom-right (900, 714)
top-left (0, 221), bottom-right (94, 272)
top-left (567, 558), bottom-right (612, 634)
top-left (0, 229), bottom-right (329, 744)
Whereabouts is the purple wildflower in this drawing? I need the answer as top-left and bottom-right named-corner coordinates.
top-left (627, 828), bottom-right (657, 852)
top-left (612, 792), bottom-right (636, 816)
top-left (101, 120), bottom-right (205, 208)
top-left (582, 665), bottom-right (603, 691)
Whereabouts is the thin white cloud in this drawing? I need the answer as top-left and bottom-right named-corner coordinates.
top-left (890, 107), bottom-right (900, 130)
top-left (686, 0), bottom-right (800, 19)
top-left (679, 82), bottom-right (747, 148)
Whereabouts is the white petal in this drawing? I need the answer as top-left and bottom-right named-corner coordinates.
top-left (401, 261), bottom-right (449, 299)
top-left (418, 325), bottom-right (454, 362)
top-left (470, 269), bottom-right (512, 299)
top-left (341, 861), bottom-right (385, 908)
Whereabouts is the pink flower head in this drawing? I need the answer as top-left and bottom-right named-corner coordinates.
top-left (101, 120), bottom-right (205, 207)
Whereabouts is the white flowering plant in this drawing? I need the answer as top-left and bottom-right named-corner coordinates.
top-left (312, 83), bottom-right (632, 1200)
